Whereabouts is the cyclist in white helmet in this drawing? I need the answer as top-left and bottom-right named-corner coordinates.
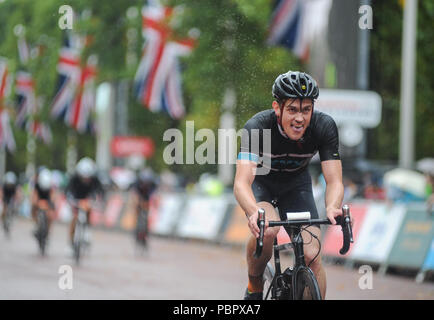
top-left (31, 168), bottom-right (55, 238)
top-left (65, 157), bottom-right (104, 247)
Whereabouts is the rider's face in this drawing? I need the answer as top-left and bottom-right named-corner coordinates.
top-left (273, 98), bottom-right (313, 140)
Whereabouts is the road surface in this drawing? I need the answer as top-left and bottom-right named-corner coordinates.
top-left (1, 218), bottom-right (433, 300)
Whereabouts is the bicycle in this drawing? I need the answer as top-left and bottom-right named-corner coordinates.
top-left (34, 200), bottom-right (50, 256)
top-left (134, 202), bottom-right (149, 255)
top-left (254, 202), bottom-right (353, 300)
top-left (2, 199), bottom-right (14, 238)
top-left (69, 199), bottom-right (93, 265)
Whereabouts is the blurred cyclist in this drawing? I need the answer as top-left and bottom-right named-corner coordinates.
top-left (129, 168), bottom-right (158, 249)
top-left (1, 172), bottom-right (18, 233)
top-left (31, 168), bottom-right (55, 238)
top-left (65, 157), bottom-right (104, 247)
top-left (130, 168), bottom-right (157, 212)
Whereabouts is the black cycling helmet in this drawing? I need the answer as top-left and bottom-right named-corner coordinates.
top-left (138, 168), bottom-right (155, 185)
top-left (272, 71), bottom-right (319, 103)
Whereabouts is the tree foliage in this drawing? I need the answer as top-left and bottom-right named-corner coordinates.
top-left (0, 0), bottom-right (432, 179)
top-left (368, 1), bottom-right (434, 162)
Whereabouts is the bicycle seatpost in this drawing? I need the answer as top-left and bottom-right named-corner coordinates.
top-left (253, 208), bottom-right (265, 259)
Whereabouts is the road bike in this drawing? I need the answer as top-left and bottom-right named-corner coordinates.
top-left (134, 203), bottom-right (149, 255)
top-left (34, 200), bottom-right (50, 256)
top-left (254, 202), bottom-right (353, 300)
top-left (2, 199), bottom-right (14, 238)
top-left (69, 199), bottom-right (93, 265)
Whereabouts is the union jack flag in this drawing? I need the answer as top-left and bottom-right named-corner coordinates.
top-left (51, 34), bottom-right (97, 133)
top-left (0, 59), bottom-right (15, 152)
top-left (134, 2), bottom-right (195, 119)
top-left (15, 71), bottom-right (36, 128)
top-left (0, 58), bottom-right (12, 108)
top-left (0, 109), bottom-right (16, 152)
top-left (267, 0), bottom-right (309, 61)
top-left (26, 119), bottom-right (52, 144)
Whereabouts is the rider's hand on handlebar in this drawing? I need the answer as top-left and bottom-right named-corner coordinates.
top-left (247, 211), bottom-right (260, 238)
top-left (247, 209), bottom-right (268, 239)
top-left (326, 207), bottom-right (342, 225)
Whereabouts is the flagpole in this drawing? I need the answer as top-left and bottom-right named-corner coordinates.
top-left (356, 0), bottom-right (371, 160)
top-left (26, 132), bottom-right (36, 181)
top-left (96, 82), bottom-right (114, 173)
top-left (399, 0), bottom-right (418, 169)
top-left (0, 146), bottom-right (5, 180)
top-left (66, 128), bottom-right (77, 175)
top-left (218, 17), bottom-right (237, 187)
top-left (218, 87), bottom-right (236, 186)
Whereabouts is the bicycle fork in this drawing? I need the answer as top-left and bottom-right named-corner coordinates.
top-left (270, 238), bottom-right (293, 300)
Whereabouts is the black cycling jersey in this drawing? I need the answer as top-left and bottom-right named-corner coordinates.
top-left (238, 109), bottom-right (340, 220)
top-left (238, 109), bottom-right (340, 181)
top-left (65, 174), bottom-right (104, 200)
top-left (3, 184), bottom-right (16, 202)
top-left (35, 183), bottom-right (51, 200)
top-left (130, 179), bottom-right (156, 202)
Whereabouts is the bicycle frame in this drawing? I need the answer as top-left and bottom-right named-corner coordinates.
top-left (72, 206), bottom-right (90, 264)
top-left (2, 200), bottom-right (14, 235)
top-left (36, 208), bottom-right (49, 255)
top-left (265, 225), bottom-right (320, 300)
top-left (257, 205), bottom-right (353, 300)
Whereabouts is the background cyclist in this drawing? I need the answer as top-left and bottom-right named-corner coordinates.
top-left (129, 168), bottom-right (158, 232)
top-left (31, 168), bottom-right (56, 239)
top-left (130, 168), bottom-right (157, 211)
top-left (1, 172), bottom-right (19, 234)
top-left (233, 70), bottom-right (344, 300)
top-left (65, 157), bottom-right (104, 248)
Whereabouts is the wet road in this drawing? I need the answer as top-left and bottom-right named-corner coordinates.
top-left (1, 218), bottom-right (433, 300)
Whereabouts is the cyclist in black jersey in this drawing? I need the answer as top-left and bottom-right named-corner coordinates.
top-left (1, 172), bottom-right (18, 229)
top-left (129, 168), bottom-right (157, 248)
top-left (31, 168), bottom-right (55, 237)
top-left (233, 71), bottom-right (344, 300)
top-left (65, 157), bottom-right (104, 247)
top-left (130, 168), bottom-right (157, 206)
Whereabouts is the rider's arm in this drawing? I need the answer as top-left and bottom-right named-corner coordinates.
top-left (233, 159), bottom-right (262, 237)
top-left (233, 159), bottom-right (259, 218)
top-left (321, 159), bottom-right (344, 225)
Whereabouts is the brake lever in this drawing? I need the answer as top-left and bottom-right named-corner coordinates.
top-left (342, 204), bottom-right (354, 243)
top-left (253, 208), bottom-right (265, 259)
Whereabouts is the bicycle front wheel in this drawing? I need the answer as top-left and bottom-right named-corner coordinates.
top-left (3, 207), bottom-right (12, 236)
top-left (37, 211), bottom-right (48, 256)
top-left (263, 262), bottom-right (275, 300)
top-left (294, 267), bottom-right (321, 300)
top-left (73, 224), bottom-right (83, 264)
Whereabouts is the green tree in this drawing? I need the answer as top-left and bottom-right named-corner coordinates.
top-left (368, 1), bottom-right (434, 162)
top-left (0, 0), bottom-right (303, 181)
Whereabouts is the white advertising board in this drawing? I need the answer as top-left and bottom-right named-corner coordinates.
top-left (351, 202), bottom-right (406, 264)
top-left (151, 193), bottom-right (186, 235)
top-left (315, 89), bottom-right (382, 128)
top-left (175, 195), bottom-right (229, 240)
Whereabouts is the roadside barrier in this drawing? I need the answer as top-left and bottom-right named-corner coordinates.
top-left (17, 190), bottom-right (434, 282)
